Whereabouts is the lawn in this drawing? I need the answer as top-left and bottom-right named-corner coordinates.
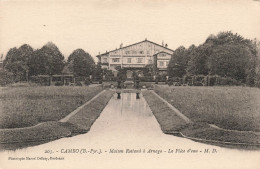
top-left (0, 86), bottom-right (103, 129)
top-left (154, 85), bottom-right (260, 132)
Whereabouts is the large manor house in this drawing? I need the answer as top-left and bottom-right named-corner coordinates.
top-left (97, 39), bottom-right (174, 73)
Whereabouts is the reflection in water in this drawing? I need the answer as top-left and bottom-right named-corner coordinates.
top-left (0, 93), bottom-right (259, 169)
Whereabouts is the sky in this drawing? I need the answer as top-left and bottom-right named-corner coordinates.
top-left (0, 0), bottom-right (260, 61)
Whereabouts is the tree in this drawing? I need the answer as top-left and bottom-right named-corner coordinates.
top-left (187, 44), bottom-right (211, 76)
top-left (4, 44), bottom-right (33, 81)
top-left (144, 64), bottom-right (156, 77)
top-left (168, 46), bottom-right (189, 77)
top-left (28, 42), bottom-right (65, 76)
top-left (186, 31), bottom-right (257, 85)
top-left (207, 32), bottom-right (256, 84)
top-left (208, 44), bottom-right (251, 80)
top-left (68, 49), bottom-right (95, 77)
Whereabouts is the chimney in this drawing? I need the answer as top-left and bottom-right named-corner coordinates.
top-left (120, 43), bottom-right (123, 48)
top-left (165, 44), bottom-right (168, 48)
top-left (162, 40), bottom-right (164, 47)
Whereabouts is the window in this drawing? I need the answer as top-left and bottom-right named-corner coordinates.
top-left (166, 61), bottom-right (169, 67)
top-left (103, 58), bottom-right (108, 63)
top-left (112, 58), bottom-right (120, 63)
top-left (132, 51), bottom-right (137, 54)
top-left (148, 59), bottom-right (152, 64)
top-left (139, 51), bottom-right (144, 54)
top-left (125, 51), bottom-right (130, 54)
top-left (137, 58), bottom-right (143, 63)
top-left (127, 58), bottom-right (131, 63)
top-left (159, 61), bottom-right (164, 66)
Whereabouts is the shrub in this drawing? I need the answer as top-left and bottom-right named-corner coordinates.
top-left (174, 82), bottom-right (182, 86)
top-left (168, 80), bottom-right (173, 86)
top-left (55, 81), bottom-right (64, 86)
top-left (155, 79), bottom-right (158, 84)
top-left (75, 81), bottom-right (82, 86)
top-left (218, 77), bottom-right (241, 86)
top-left (84, 79), bottom-right (90, 86)
top-left (171, 77), bottom-right (181, 82)
top-left (140, 76), bottom-right (154, 82)
top-left (193, 81), bottom-right (203, 86)
top-left (65, 81), bottom-right (70, 86)
top-left (0, 71), bottom-right (14, 86)
top-left (208, 76), bottom-right (219, 86)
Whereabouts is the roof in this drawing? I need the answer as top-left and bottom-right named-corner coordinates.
top-left (97, 39), bottom-right (174, 57)
top-left (153, 51), bottom-right (172, 56)
top-left (97, 52), bottom-right (109, 58)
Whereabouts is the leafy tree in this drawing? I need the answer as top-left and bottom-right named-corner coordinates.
top-left (186, 44), bottom-right (210, 76)
top-left (4, 44), bottom-right (33, 81)
top-left (207, 32), bottom-right (256, 84)
top-left (68, 49), bottom-right (95, 77)
top-left (28, 42), bottom-right (65, 76)
top-left (144, 64), bottom-right (156, 77)
top-left (208, 44), bottom-right (251, 81)
top-left (186, 31), bottom-right (257, 85)
top-left (168, 46), bottom-right (189, 77)
top-left (253, 39), bottom-right (260, 87)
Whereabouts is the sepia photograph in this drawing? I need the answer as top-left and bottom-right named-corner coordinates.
top-left (0, 0), bottom-right (260, 168)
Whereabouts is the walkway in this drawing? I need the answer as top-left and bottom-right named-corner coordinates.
top-left (0, 93), bottom-right (259, 169)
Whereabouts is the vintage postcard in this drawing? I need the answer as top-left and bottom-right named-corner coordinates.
top-left (0, 0), bottom-right (260, 169)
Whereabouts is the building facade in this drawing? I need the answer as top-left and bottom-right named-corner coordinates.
top-left (97, 39), bottom-right (174, 73)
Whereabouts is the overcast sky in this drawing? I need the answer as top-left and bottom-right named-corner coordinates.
top-left (0, 0), bottom-right (260, 61)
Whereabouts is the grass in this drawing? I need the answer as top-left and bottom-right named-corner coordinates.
top-left (0, 89), bottom-right (114, 150)
top-left (0, 86), bottom-right (103, 129)
top-left (154, 85), bottom-right (260, 132)
top-left (142, 90), bottom-right (188, 132)
top-left (143, 90), bottom-right (260, 148)
top-left (67, 90), bottom-right (114, 130)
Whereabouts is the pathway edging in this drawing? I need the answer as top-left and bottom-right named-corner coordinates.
top-left (150, 90), bottom-right (191, 123)
top-left (60, 90), bottom-right (106, 122)
top-left (146, 90), bottom-right (260, 147)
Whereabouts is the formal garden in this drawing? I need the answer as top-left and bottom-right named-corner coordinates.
top-left (1, 31), bottom-right (260, 149)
